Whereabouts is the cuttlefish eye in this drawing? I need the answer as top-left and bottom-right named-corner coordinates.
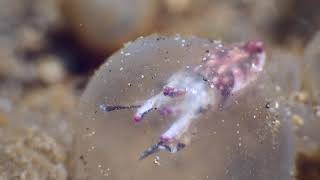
top-left (244, 41), bottom-right (264, 54)
top-left (243, 41), bottom-right (266, 72)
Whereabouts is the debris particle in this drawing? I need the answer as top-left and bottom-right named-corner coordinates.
top-left (153, 156), bottom-right (161, 166)
top-left (265, 102), bottom-right (271, 109)
top-left (37, 56), bottom-right (66, 85)
top-left (292, 114), bottom-right (304, 127)
top-left (293, 91), bottom-right (310, 104)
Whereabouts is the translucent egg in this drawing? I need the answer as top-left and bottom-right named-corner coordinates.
top-left (62, 0), bottom-right (157, 53)
top-left (74, 35), bottom-right (294, 180)
top-left (305, 31), bottom-right (320, 103)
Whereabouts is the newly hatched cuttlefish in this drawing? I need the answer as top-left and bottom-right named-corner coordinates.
top-left (100, 40), bottom-right (266, 160)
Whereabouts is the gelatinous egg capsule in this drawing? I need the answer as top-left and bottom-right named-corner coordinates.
top-left (75, 35), bottom-right (293, 180)
top-left (62, 0), bottom-right (157, 54)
